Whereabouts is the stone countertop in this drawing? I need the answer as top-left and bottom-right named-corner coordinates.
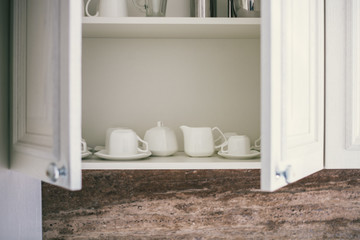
top-left (42, 169), bottom-right (360, 239)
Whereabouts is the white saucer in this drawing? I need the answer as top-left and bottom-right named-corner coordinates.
top-left (94, 149), bottom-right (152, 160)
top-left (82, 151), bottom-right (92, 159)
top-left (218, 150), bottom-right (261, 160)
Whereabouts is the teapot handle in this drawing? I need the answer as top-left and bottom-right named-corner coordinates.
top-left (212, 127), bottom-right (228, 150)
top-left (137, 136), bottom-right (149, 153)
top-left (85, 0), bottom-right (99, 17)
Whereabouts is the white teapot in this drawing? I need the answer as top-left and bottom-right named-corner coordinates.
top-left (180, 125), bottom-right (227, 157)
top-left (144, 121), bottom-right (178, 156)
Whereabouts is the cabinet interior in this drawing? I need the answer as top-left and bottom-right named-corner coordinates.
top-left (81, 18), bottom-right (261, 169)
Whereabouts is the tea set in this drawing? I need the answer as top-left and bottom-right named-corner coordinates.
top-left (82, 121), bottom-right (261, 161)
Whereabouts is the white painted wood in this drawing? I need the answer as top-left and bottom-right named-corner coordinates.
top-left (261, 0), bottom-right (324, 191)
top-left (345, 0), bottom-right (360, 151)
top-left (326, 0), bottom-right (360, 168)
top-left (82, 152), bottom-right (261, 170)
top-left (82, 17), bottom-right (260, 39)
top-left (1, 1), bottom-right (42, 238)
top-left (11, 0), bottom-right (82, 190)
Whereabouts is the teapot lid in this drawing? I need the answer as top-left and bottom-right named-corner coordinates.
top-left (145, 121), bottom-right (176, 138)
top-left (147, 121), bottom-right (171, 132)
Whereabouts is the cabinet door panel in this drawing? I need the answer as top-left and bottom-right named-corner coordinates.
top-left (261, 0), bottom-right (324, 191)
top-left (11, 0), bottom-right (82, 190)
top-left (326, 0), bottom-right (360, 168)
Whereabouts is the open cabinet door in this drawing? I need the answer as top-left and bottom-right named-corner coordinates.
top-left (261, 0), bottom-right (324, 191)
top-left (11, 0), bottom-right (82, 190)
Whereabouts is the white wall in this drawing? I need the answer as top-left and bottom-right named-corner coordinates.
top-left (0, 1), bottom-right (42, 239)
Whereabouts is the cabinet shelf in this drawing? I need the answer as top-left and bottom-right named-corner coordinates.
top-left (82, 152), bottom-right (261, 170)
top-left (82, 17), bottom-right (261, 39)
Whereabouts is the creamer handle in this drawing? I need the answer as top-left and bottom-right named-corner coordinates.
top-left (220, 144), bottom-right (229, 154)
top-left (137, 136), bottom-right (149, 153)
top-left (212, 127), bottom-right (228, 149)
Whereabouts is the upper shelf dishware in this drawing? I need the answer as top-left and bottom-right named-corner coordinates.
top-left (86, 0), bottom-right (128, 17)
top-left (190, 0), bottom-right (217, 17)
top-left (231, 0), bottom-right (261, 18)
top-left (132, 0), bottom-right (167, 17)
top-left (180, 125), bottom-right (227, 157)
top-left (144, 121), bottom-right (178, 156)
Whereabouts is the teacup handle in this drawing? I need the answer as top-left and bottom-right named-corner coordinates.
top-left (254, 137), bottom-right (261, 148)
top-left (137, 136), bottom-right (149, 153)
top-left (220, 143), bottom-right (229, 154)
top-left (85, 0), bottom-right (99, 17)
top-left (81, 139), bottom-right (87, 153)
top-left (212, 127), bottom-right (228, 150)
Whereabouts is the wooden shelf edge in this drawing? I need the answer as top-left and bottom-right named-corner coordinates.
top-left (82, 17), bottom-right (261, 25)
top-left (82, 152), bottom-right (261, 170)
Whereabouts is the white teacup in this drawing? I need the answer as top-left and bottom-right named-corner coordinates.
top-left (81, 138), bottom-right (87, 153)
top-left (221, 135), bottom-right (251, 155)
top-left (106, 128), bottom-right (148, 156)
top-left (223, 132), bottom-right (238, 139)
top-left (86, 0), bottom-right (128, 17)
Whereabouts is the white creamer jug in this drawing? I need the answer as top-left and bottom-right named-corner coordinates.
top-left (180, 125), bottom-right (227, 157)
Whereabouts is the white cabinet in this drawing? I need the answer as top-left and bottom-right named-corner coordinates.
top-left (10, 0), bottom-right (331, 192)
top-left (326, 0), bottom-right (360, 168)
top-left (81, 17), bottom-right (262, 170)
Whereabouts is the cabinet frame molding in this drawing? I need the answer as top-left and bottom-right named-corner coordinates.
top-left (345, 0), bottom-right (360, 151)
top-left (326, 0), bottom-right (360, 168)
top-left (12, 0), bottom-right (57, 159)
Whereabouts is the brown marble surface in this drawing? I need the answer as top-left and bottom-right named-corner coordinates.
top-left (42, 169), bottom-right (360, 239)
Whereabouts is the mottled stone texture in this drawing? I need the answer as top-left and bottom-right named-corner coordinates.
top-left (42, 170), bottom-right (360, 239)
